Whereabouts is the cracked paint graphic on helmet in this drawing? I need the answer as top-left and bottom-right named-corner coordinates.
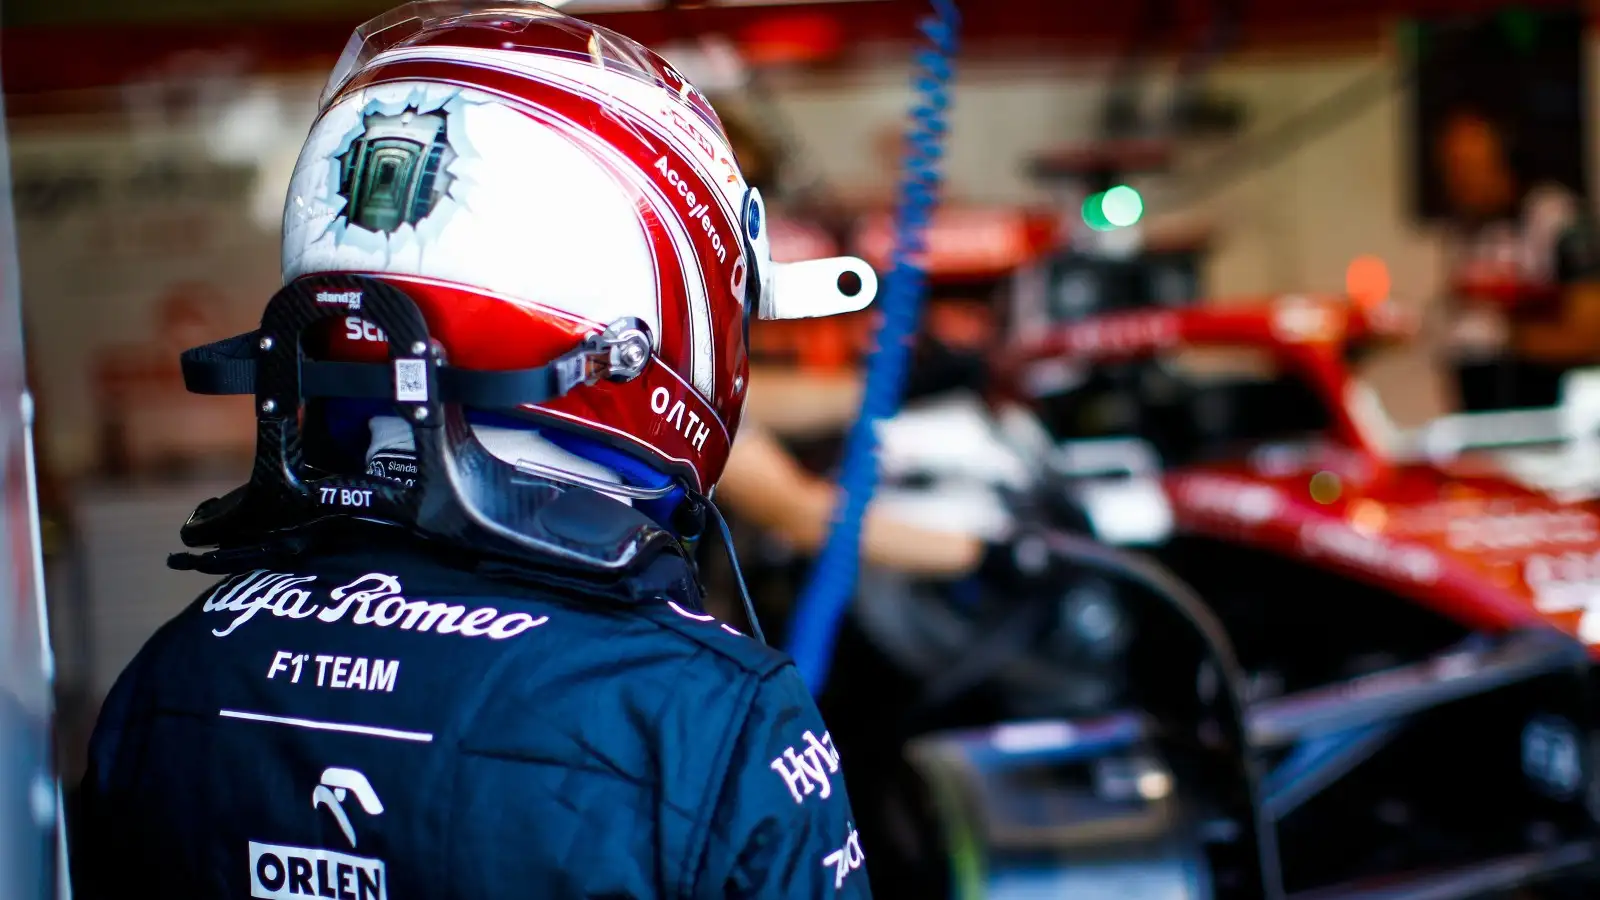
top-left (282, 81), bottom-right (662, 343)
top-left (337, 106), bottom-right (456, 235)
top-left (290, 84), bottom-right (481, 269)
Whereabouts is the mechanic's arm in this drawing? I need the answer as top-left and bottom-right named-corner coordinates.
top-left (703, 665), bottom-right (871, 897)
top-left (742, 366), bottom-right (862, 439)
top-left (1513, 282), bottom-right (1600, 363)
top-left (718, 419), bottom-right (983, 577)
top-left (743, 337), bottom-right (990, 438)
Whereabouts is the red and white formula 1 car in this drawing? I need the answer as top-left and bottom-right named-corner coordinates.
top-left (850, 294), bottom-right (1600, 900)
top-left (1002, 293), bottom-right (1600, 677)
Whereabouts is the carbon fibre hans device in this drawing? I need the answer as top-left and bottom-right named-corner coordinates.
top-left (170, 273), bottom-right (681, 582)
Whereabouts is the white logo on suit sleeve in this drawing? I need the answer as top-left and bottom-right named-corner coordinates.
top-left (769, 730), bottom-right (840, 805)
top-left (821, 827), bottom-right (865, 890)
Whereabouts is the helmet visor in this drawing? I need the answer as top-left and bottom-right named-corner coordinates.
top-left (320, 1), bottom-right (665, 111)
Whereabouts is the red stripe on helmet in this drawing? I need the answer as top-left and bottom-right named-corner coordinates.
top-left (321, 58), bottom-right (742, 489)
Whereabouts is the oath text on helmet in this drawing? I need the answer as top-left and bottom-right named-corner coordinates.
top-left (651, 387), bottom-right (712, 451)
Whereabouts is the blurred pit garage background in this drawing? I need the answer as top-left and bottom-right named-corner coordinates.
top-left (11, 0), bottom-right (1600, 897)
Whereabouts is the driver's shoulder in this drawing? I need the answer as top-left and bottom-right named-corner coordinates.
top-left (633, 599), bottom-right (791, 682)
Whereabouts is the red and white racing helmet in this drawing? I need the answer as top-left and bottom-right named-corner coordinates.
top-left (282, 0), bottom-right (875, 496)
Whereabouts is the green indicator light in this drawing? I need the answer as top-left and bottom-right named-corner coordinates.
top-left (1081, 191), bottom-right (1113, 231)
top-left (1102, 185), bottom-right (1144, 227)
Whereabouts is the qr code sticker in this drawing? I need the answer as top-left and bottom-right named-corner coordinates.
top-left (394, 358), bottom-right (429, 402)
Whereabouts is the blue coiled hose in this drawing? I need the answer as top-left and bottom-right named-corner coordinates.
top-left (786, 0), bottom-right (961, 695)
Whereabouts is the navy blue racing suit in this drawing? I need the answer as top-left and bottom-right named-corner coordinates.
top-left (73, 537), bottom-right (870, 898)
